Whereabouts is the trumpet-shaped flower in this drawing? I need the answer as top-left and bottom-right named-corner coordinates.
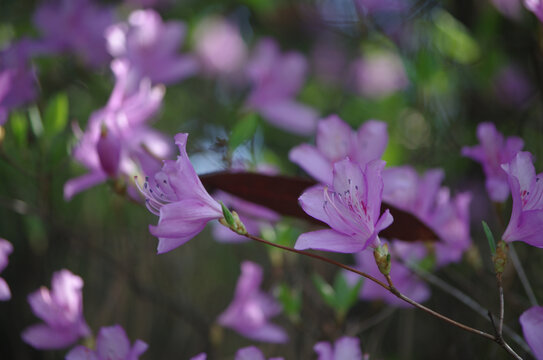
top-left (21, 269), bottom-right (90, 349)
top-left (106, 10), bottom-right (198, 90)
top-left (33, 0), bottom-right (115, 67)
top-left (245, 38), bottom-right (318, 135)
top-left (519, 306), bottom-right (543, 360)
top-left (501, 151), bottom-right (543, 247)
top-left (289, 115), bottom-right (388, 185)
top-left (462, 122), bottom-right (524, 202)
top-left (218, 261), bottom-right (287, 343)
top-left (64, 59), bottom-right (170, 200)
top-left (0, 239), bottom-right (13, 301)
top-left (295, 158), bottom-right (393, 253)
top-left (66, 324), bottom-right (148, 360)
top-left (314, 336), bottom-right (363, 360)
top-left (140, 133), bottom-right (223, 254)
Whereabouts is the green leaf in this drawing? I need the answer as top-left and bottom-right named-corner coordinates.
top-left (482, 221), bottom-right (496, 255)
top-left (312, 274), bottom-right (336, 308)
top-left (333, 272), bottom-right (362, 315)
top-left (43, 93), bottom-right (69, 137)
top-left (433, 10), bottom-right (480, 64)
top-left (9, 111), bottom-right (28, 148)
top-left (276, 283), bottom-right (301, 321)
top-left (229, 113), bottom-right (259, 151)
top-left (220, 201), bottom-right (235, 227)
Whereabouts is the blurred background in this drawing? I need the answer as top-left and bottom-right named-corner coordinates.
top-left (0, 0), bottom-right (543, 358)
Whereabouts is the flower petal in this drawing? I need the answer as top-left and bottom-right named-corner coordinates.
top-left (0, 277), bottom-right (11, 301)
top-left (316, 115), bottom-right (353, 162)
top-left (243, 323), bottom-right (288, 343)
top-left (352, 119), bottom-right (388, 166)
top-left (64, 171), bottom-right (108, 200)
top-left (289, 144), bottom-right (333, 185)
top-left (295, 229), bottom-right (364, 253)
top-left (96, 325), bottom-right (131, 359)
top-left (235, 346), bottom-right (266, 360)
top-left (65, 346), bottom-right (99, 360)
top-left (334, 336), bottom-right (362, 360)
top-left (314, 341), bottom-right (333, 360)
top-left (298, 185), bottom-right (329, 224)
top-left (520, 306), bottom-right (543, 360)
top-left (258, 101), bottom-right (318, 135)
top-left (21, 324), bottom-right (81, 350)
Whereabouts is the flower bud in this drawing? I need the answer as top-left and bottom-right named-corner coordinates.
top-left (492, 240), bottom-right (508, 275)
top-left (373, 243), bottom-right (391, 276)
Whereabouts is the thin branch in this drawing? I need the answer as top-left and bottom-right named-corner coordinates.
top-left (497, 274), bottom-right (505, 337)
top-left (404, 260), bottom-right (531, 353)
top-left (239, 231), bottom-right (497, 341)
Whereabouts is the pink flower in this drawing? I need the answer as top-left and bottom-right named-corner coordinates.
top-left (245, 38), bottom-right (318, 135)
top-left (64, 59), bottom-right (170, 200)
top-left (501, 151), bottom-right (543, 247)
top-left (235, 346), bottom-right (284, 360)
top-left (295, 158), bottom-right (393, 253)
top-left (350, 51), bottom-right (408, 99)
top-left (491, 0), bottom-right (523, 19)
top-left (289, 115), bottom-right (388, 185)
top-left (106, 10), bottom-right (198, 89)
top-left (66, 325), bottom-right (148, 360)
top-left (462, 122), bottom-right (524, 202)
top-left (314, 336), bottom-right (363, 360)
top-left (21, 269), bottom-right (90, 350)
top-left (193, 17), bottom-right (247, 76)
top-left (382, 166), bottom-right (472, 266)
top-left (218, 261), bottom-right (287, 343)
top-left (33, 0), bottom-right (116, 67)
top-left (525, 0), bottom-right (543, 22)
top-left (519, 306), bottom-right (543, 360)
top-left (0, 239), bottom-right (13, 301)
top-left (139, 133), bottom-right (223, 254)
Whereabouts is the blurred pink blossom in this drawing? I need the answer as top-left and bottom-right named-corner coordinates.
top-left (194, 17), bottom-right (247, 76)
top-left (21, 269), bottom-right (90, 350)
top-left (314, 336), bottom-right (364, 360)
top-left (0, 239), bottom-right (13, 301)
top-left (246, 38), bottom-right (318, 135)
top-left (519, 306), bottom-right (543, 360)
top-left (218, 261), bottom-right (287, 343)
top-left (462, 122), bottom-right (524, 202)
top-left (66, 324), bottom-right (148, 360)
top-left (33, 0), bottom-right (116, 66)
top-left (525, 0), bottom-right (543, 21)
top-left (64, 59), bottom-right (170, 200)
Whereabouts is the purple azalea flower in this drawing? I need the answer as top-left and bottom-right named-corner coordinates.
top-left (139, 133), bottom-right (223, 254)
top-left (0, 40), bottom-right (41, 124)
top-left (491, 0), bottom-right (523, 19)
top-left (519, 306), bottom-right (543, 360)
top-left (462, 122), bottom-right (524, 202)
top-left (21, 269), bottom-right (90, 350)
top-left (525, 0), bottom-right (543, 22)
top-left (64, 59), bottom-right (170, 200)
top-left (218, 261), bottom-right (287, 343)
top-left (33, 0), bottom-right (116, 67)
top-left (350, 51), bottom-right (408, 99)
top-left (66, 324), bottom-right (148, 360)
top-left (190, 354), bottom-right (207, 360)
top-left (235, 346), bottom-right (284, 360)
top-left (314, 336), bottom-right (363, 360)
top-left (193, 17), bottom-right (247, 76)
top-left (0, 239), bottom-right (13, 301)
top-left (295, 158), bottom-right (393, 253)
top-left (106, 10), bottom-right (198, 89)
top-left (289, 115), bottom-right (388, 185)
top-left (346, 241), bottom-right (430, 306)
top-left (382, 166), bottom-right (472, 266)
top-left (245, 38), bottom-right (318, 135)
top-left (501, 151), bottom-right (543, 247)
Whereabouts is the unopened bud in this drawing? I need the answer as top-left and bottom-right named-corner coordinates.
top-left (492, 240), bottom-right (508, 275)
top-left (373, 243), bottom-right (391, 276)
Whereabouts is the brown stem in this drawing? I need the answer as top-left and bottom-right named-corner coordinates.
top-left (240, 232), bottom-right (496, 341)
top-left (497, 274), bottom-right (505, 337)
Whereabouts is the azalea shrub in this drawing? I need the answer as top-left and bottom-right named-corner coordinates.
top-left (1, 0), bottom-right (543, 359)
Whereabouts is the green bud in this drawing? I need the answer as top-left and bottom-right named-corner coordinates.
top-left (373, 243), bottom-right (391, 276)
top-left (492, 240), bottom-right (508, 275)
top-left (220, 202), bottom-right (235, 227)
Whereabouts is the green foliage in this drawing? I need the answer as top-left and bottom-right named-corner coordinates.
top-left (9, 111), bottom-right (28, 148)
top-left (482, 221), bottom-right (496, 255)
top-left (312, 272), bottom-right (362, 321)
top-left (275, 282), bottom-right (301, 322)
top-left (432, 10), bottom-right (480, 64)
top-left (229, 113), bottom-right (259, 151)
top-left (43, 93), bottom-right (69, 138)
